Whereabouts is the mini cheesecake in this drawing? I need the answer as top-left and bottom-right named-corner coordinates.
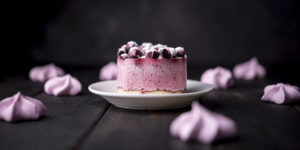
top-left (117, 41), bottom-right (187, 94)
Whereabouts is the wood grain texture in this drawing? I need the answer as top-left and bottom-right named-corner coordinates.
top-left (82, 79), bottom-right (300, 150)
top-left (1, 69), bottom-right (300, 150)
top-left (0, 75), bottom-right (44, 99)
top-left (0, 69), bottom-right (110, 150)
top-left (81, 106), bottom-right (216, 150)
top-left (202, 80), bottom-right (300, 150)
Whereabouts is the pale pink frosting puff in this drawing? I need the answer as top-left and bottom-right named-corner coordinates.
top-left (170, 102), bottom-right (237, 144)
top-left (233, 57), bottom-right (266, 80)
top-left (200, 67), bottom-right (234, 89)
top-left (99, 61), bottom-right (117, 80)
top-left (0, 92), bottom-right (46, 122)
top-left (44, 74), bottom-right (82, 96)
top-left (29, 63), bottom-right (65, 82)
top-left (261, 83), bottom-right (300, 104)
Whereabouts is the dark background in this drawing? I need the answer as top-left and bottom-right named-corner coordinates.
top-left (2, 0), bottom-right (300, 79)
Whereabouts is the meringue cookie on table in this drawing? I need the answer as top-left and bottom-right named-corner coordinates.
top-left (44, 74), bottom-right (82, 96)
top-left (170, 102), bottom-right (237, 144)
top-left (99, 62), bottom-right (117, 81)
top-left (200, 67), bottom-right (234, 89)
top-left (29, 63), bottom-right (65, 82)
top-left (261, 83), bottom-right (300, 104)
top-left (233, 57), bottom-right (266, 80)
top-left (0, 92), bottom-right (46, 122)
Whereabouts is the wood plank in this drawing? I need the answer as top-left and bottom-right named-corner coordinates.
top-left (81, 79), bottom-right (300, 150)
top-left (0, 69), bottom-right (110, 150)
top-left (0, 75), bottom-right (44, 99)
top-left (203, 80), bottom-right (300, 150)
top-left (1, 68), bottom-right (299, 150)
top-left (81, 106), bottom-right (216, 150)
top-left (239, 83), bottom-right (300, 150)
top-left (0, 93), bottom-right (109, 150)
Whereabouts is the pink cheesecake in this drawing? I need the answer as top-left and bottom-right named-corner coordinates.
top-left (117, 41), bottom-right (187, 94)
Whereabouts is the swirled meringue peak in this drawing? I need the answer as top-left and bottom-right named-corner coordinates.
top-left (200, 67), bottom-right (234, 89)
top-left (29, 63), bottom-right (65, 82)
top-left (233, 57), bottom-right (266, 80)
top-left (99, 61), bottom-right (117, 80)
top-left (170, 102), bottom-right (237, 144)
top-left (0, 92), bottom-right (46, 122)
top-left (44, 74), bottom-right (82, 96)
top-left (261, 83), bottom-right (300, 104)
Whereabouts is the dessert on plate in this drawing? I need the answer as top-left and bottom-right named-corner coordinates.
top-left (117, 41), bottom-right (187, 94)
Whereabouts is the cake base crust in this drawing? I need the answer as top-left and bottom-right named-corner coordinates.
top-left (117, 88), bottom-right (184, 94)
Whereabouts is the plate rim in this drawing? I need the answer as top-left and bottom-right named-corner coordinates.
top-left (88, 79), bottom-right (214, 98)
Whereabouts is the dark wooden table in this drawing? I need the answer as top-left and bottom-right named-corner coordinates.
top-left (0, 67), bottom-right (300, 150)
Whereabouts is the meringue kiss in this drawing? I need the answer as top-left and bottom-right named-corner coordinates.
top-left (200, 67), bottom-right (234, 89)
top-left (0, 92), bottom-right (46, 122)
top-left (170, 102), bottom-right (237, 144)
top-left (29, 63), bottom-right (65, 82)
top-left (233, 57), bottom-right (266, 80)
top-left (44, 74), bottom-right (82, 96)
top-left (99, 61), bottom-right (117, 81)
top-left (261, 83), bottom-right (300, 104)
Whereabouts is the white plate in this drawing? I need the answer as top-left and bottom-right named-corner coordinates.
top-left (88, 80), bottom-right (214, 110)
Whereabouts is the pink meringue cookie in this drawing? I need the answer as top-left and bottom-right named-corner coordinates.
top-left (44, 74), bottom-right (82, 96)
top-left (99, 62), bottom-right (117, 80)
top-left (200, 67), bottom-right (234, 89)
top-left (233, 57), bottom-right (266, 80)
top-left (170, 102), bottom-right (237, 144)
top-left (29, 63), bottom-right (65, 82)
top-left (261, 83), bottom-right (300, 104)
top-left (0, 92), bottom-right (46, 122)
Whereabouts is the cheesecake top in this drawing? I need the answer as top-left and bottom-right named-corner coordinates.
top-left (117, 41), bottom-right (186, 59)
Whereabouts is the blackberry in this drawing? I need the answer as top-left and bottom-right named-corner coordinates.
top-left (162, 49), bottom-right (171, 58)
top-left (145, 50), bottom-right (159, 59)
top-left (117, 48), bottom-right (126, 56)
top-left (176, 51), bottom-right (185, 57)
top-left (129, 47), bottom-right (143, 58)
top-left (175, 47), bottom-right (185, 57)
top-left (152, 50), bottom-right (160, 58)
top-left (120, 53), bottom-right (129, 60)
